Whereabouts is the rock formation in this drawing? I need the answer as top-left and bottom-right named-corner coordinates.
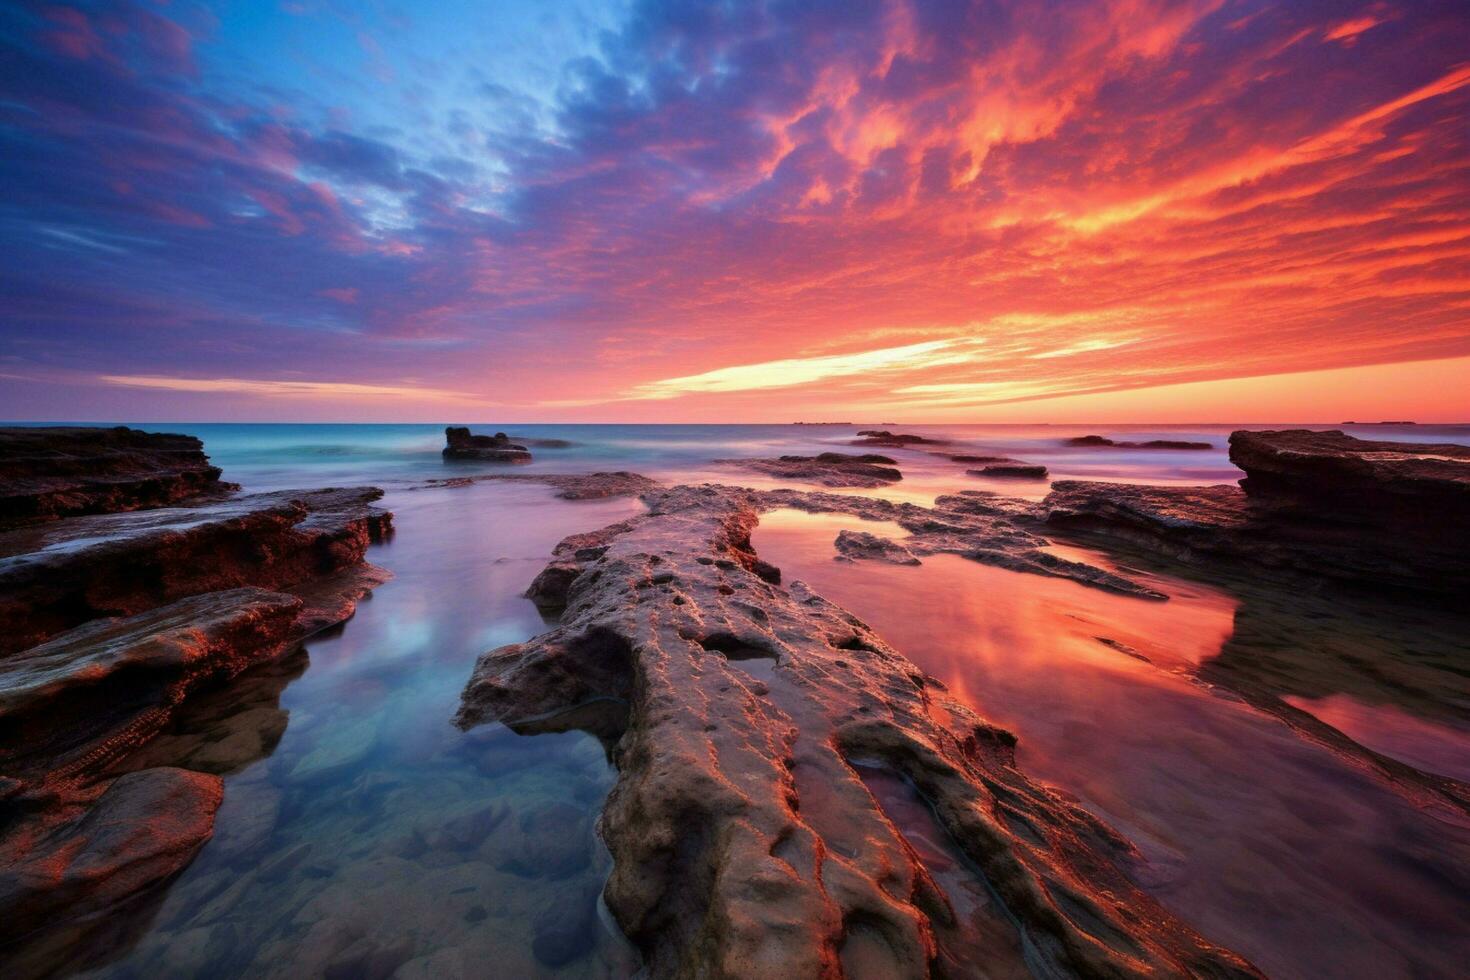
top-left (0, 426), bottom-right (234, 528)
top-left (0, 429), bottom-right (393, 955)
top-left (1043, 429), bottom-right (1469, 600)
top-left (851, 430), bottom-right (946, 448)
top-left (457, 484), bottom-right (1258, 978)
top-left (969, 463), bottom-right (1048, 479)
top-left (415, 470), bottom-right (659, 499)
top-left (442, 427), bottom-right (532, 463)
top-left (1064, 436), bottom-right (1213, 450)
top-left (717, 453), bottom-right (902, 488)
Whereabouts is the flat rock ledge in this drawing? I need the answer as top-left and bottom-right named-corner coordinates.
top-left (0, 426), bottom-right (234, 528)
top-left (1043, 429), bottom-right (1470, 599)
top-left (457, 484), bottom-right (1257, 978)
top-left (416, 470), bottom-right (659, 499)
top-left (0, 434), bottom-right (395, 956)
top-left (717, 453), bottom-right (902, 488)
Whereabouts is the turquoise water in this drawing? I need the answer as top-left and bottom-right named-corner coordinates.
top-left (10, 422), bottom-right (1470, 978)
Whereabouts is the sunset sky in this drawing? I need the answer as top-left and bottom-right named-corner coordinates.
top-left (1, 0), bottom-right (1467, 422)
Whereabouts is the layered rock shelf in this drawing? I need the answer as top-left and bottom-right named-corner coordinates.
top-left (717, 452), bottom-right (902, 488)
top-left (851, 430), bottom-right (946, 448)
top-left (457, 483), bottom-right (1257, 978)
top-left (442, 427), bottom-right (532, 463)
top-left (0, 428), bottom-right (394, 956)
top-left (0, 426), bottom-right (234, 528)
top-left (1043, 429), bottom-right (1470, 599)
top-left (1064, 435), bottom-right (1213, 450)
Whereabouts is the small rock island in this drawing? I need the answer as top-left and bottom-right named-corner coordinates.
top-left (443, 427), bottom-right (533, 463)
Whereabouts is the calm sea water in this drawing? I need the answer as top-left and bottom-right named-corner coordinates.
top-left (14, 422), bottom-right (1470, 979)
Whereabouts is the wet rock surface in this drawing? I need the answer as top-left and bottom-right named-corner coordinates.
top-left (416, 470), bottom-right (659, 500)
top-left (718, 452), bottom-right (902, 487)
top-left (851, 429), bottom-right (946, 448)
top-left (0, 436), bottom-right (395, 960)
top-left (0, 486), bottom-right (394, 654)
top-left (969, 463), bottom-right (1048, 479)
top-left (442, 427), bottom-right (532, 463)
top-left (746, 485), bottom-right (1164, 599)
top-left (0, 426), bottom-right (234, 528)
top-left (1064, 435), bottom-right (1213, 450)
top-left (1044, 429), bottom-right (1470, 599)
top-left (457, 483), bottom-right (1257, 978)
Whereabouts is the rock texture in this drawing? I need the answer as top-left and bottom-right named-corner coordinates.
top-left (0, 487), bottom-right (394, 655)
top-left (746, 485), bottom-right (1164, 600)
top-left (0, 427), bottom-right (233, 528)
top-left (1043, 429), bottom-right (1470, 599)
top-left (718, 453), bottom-right (902, 488)
top-left (416, 470), bottom-right (659, 500)
top-left (442, 427), bottom-right (532, 463)
top-left (1064, 436), bottom-right (1213, 450)
top-left (970, 463), bottom-right (1048, 479)
top-left (851, 430), bottom-right (946, 448)
top-left (457, 484), bottom-right (1257, 978)
top-left (0, 438), bottom-right (395, 956)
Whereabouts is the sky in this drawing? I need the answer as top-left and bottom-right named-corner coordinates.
top-left (1, 0), bottom-right (1467, 422)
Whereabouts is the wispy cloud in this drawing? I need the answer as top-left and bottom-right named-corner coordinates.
top-left (98, 374), bottom-right (475, 402)
top-left (624, 339), bottom-right (987, 399)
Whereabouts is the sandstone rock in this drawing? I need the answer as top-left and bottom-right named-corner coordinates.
top-left (0, 426), bottom-right (234, 528)
top-left (1043, 430), bottom-right (1470, 599)
top-left (834, 529), bottom-right (920, 565)
top-left (0, 588), bottom-right (302, 781)
top-left (442, 427), bottom-right (532, 463)
top-left (0, 768), bottom-right (222, 944)
top-left (416, 470), bottom-right (658, 499)
top-left (718, 453), bottom-right (902, 488)
top-left (851, 430), bottom-right (945, 448)
top-left (457, 484), bottom-right (1258, 978)
top-left (1064, 435), bottom-right (1213, 450)
top-left (0, 486), bottom-right (393, 655)
top-left (969, 463), bottom-right (1048, 479)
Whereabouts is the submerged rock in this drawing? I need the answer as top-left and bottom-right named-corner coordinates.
top-left (718, 453), bottom-right (902, 488)
top-left (0, 767), bottom-right (222, 942)
top-left (851, 430), bottom-right (945, 448)
top-left (834, 529), bottom-right (920, 564)
top-left (0, 426), bottom-right (233, 528)
top-left (457, 484), bottom-right (1258, 978)
top-left (416, 470), bottom-right (658, 499)
top-left (969, 463), bottom-right (1048, 479)
top-left (0, 438), bottom-right (395, 959)
top-left (1064, 435), bottom-right (1213, 450)
top-left (1044, 429), bottom-right (1470, 599)
top-left (442, 427), bottom-right (532, 463)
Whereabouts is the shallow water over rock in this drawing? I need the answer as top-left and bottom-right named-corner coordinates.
top-left (753, 508), bottom-right (1470, 980)
top-left (48, 483), bottom-right (644, 979)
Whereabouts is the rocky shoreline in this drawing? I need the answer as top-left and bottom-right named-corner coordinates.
top-left (0, 428), bottom-right (394, 958)
top-left (1043, 429), bottom-right (1469, 600)
top-left (457, 483), bottom-right (1260, 977)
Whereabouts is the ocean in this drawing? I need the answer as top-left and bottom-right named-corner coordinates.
top-left (18, 421), bottom-right (1470, 979)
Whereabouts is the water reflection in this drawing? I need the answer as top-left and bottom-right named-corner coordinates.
top-left (753, 508), bottom-right (1470, 980)
top-left (63, 483), bottom-right (644, 979)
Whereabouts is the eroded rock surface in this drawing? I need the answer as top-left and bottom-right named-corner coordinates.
top-left (718, 453), bottom-right (902, 488)
top-left (457, 484), bottom-right (1258, 978)
top-left (970, 463), bottom-right (1048, 479)
top-left (1065, 436), bottom-right (1213, 450)
top-left (0, 440), bottom-right (395, 959)
top-left (851, 430), bottom-right (946, 448)
top-left (416, 470), bottom-right (659, 499)
top-left (1044, 430), bottom-right (1470, 599)
top-left (0, 427), bottom-right (233, 528)
top-left (0, 487), bottom-right (393, 655)
top-left (442, 427), bottom-right (532, 463)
